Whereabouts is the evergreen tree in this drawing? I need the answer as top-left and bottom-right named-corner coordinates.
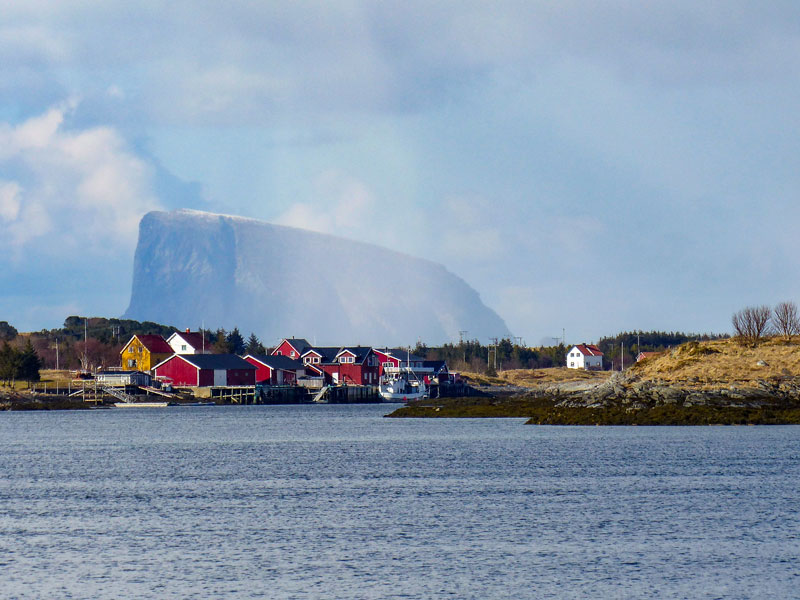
top-left (226, 327), bottom-right (245, 355)
top-left (19, 340), bottom-right (41, 386)
top-left (245, 333), bottom-right (266, 355)
top-left (0, 342), bottom-right (21, 386)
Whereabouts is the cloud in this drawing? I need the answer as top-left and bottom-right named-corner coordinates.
top-left (274, 169), bottom-right (379, 238)
top-left (0, 102), bottom-right (161, 258)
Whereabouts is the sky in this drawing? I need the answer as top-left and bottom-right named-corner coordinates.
top-left (2, 1), bottom-right (800, 345)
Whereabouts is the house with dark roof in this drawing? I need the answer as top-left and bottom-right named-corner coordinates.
top-left (244, 355), bottom-right (305, 385)
top-left (120, 334), bottom-right (174, 372)
top-left (167, 329), bottom-right (210, 354)
top-left (152, 354), bottom-right (256, 387)
top-left (297, 346), bottom-right (378, 385)
top-left (567, 344), bottom-right (604, 370)
top-left (272, 338), bottom-right (312, 360)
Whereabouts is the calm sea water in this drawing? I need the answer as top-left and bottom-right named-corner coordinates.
top-left (0, 405), bottom-right (798, 599)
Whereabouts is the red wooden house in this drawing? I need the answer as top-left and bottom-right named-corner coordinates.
top-left (153, 354), bottom-right (256, 387)
top-left (272, 338), bottom-right (312, 360)
top-left (244, 355), bottom-right (304, 385)
top-left (300, 346), bottom-right (379, 385)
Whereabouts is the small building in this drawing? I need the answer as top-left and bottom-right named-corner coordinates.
top-left (423, 360), bottom-right (450, 384)
top-left (272, 338), bottom-right (312, 360)
top-left (95, 370), bottom-right (152, 387)
top-left (120, 334), bottom-right (174, 373)
top-left (244, 355), bottom-right (305, 385)
top-left (152, 354), bottom-right (256, 387)
top-left (636, 351), bottom-right (662, 362)
top-left (566, 344), bottom-right (604, 370)
top-left (166, 329), bottom-right (210, 354)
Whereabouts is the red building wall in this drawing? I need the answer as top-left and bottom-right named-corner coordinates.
top-left (245, 357), bottom-right (273, 383)
top-left (154, 356), bottom-right (199, 386)
top-left (319, 363), bottom-right (380, 385)
top-left (273, 341), bottom-right (302, 359)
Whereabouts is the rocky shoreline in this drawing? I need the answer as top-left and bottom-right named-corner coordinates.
top-left (519, 371), bottom-right (800, 409)
top-left (388, 372), bottom-right (800, 424)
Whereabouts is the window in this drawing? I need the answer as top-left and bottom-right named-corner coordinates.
top-left (127, 359), bottom-right (136, 368)
top-left (570, 362), bottom-right (574, 367)
top-left (340, 355), bottom-right (354, 364)
top-left (313, 357), bottom-right (320, 364)
top-left (290, 351), bottom-right (296, 358)
top-left (276, 350), bottom-right (282, 355)
top-left (181, 344), bottom-right (187, 351)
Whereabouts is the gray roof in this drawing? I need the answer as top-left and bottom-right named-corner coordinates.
top-left (336, 346), bottom-right (375, 364)
top-left (282, 338), bottom-right (311, 354)
top-left (176, 354), bottom-right (256, 370)
top-left (246, 355), bottom-right (304, 371)
top-left (303, 346), bottom-right (341, 362)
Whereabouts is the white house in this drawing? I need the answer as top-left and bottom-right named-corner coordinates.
top-left (566, 344), bottom-right (604, 370)
top-left (167, 329), bottom-right (210, 355)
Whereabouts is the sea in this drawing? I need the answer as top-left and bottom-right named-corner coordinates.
top-left (1, 404), bottom-right (798, 599)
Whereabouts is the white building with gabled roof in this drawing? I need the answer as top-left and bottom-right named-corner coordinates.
top-left (566, 344), bottom-right (604, 370)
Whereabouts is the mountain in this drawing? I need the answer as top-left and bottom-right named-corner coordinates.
top-left (123, 209), bottom-right (511, 346)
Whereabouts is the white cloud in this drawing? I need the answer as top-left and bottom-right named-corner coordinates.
top-left (0, 181), bottom-right (21, 222)
top-left (0, 103), bottom-right (161, 258)
top-left (274, 169), bottom-right (378, 237)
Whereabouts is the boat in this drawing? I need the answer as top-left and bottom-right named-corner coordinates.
top-left (378, 369), bottom-right (428, 402)
top-left (113, 401), bottom-right (169, 408)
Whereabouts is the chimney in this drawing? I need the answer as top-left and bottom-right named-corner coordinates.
top-left (186, 328), bottom-right (190, 333)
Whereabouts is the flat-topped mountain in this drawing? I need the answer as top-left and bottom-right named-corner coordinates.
top-left (123, 209), bottom-right (510, 346)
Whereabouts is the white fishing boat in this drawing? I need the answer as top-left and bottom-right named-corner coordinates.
top-left (378, 368), bottom-right (428, 402)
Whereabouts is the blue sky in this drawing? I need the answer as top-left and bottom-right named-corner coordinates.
top-left (2, 1), bottom-right (800, 345)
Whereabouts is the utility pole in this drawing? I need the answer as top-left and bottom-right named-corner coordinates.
top-left (621, 342), bottom-right (624, 371)
top-left (55, 338), bottom-right (59, 371)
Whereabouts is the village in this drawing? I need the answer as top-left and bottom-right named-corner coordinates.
top-left (89, 332), bottom-right (458, 405)
top-left (77, 332), bottom-right (617, 406)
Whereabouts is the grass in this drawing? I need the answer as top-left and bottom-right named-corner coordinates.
top-left (628, 337), bottom-right (800, 386)
top-left (460, 367), bottom-right (611, 388)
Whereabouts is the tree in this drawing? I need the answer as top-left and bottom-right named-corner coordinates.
top-left (732, 305), bottom-right (772, 346)
top-left (226, 327), bottom-right (245, 355)
top-left (18, 340), bottom-right (41, 386)
top-left (772, 301), bottom-right (800, 342)
top-left (212, 328), bottom-right (230, 353)
top-left (0, 342), bottom-right (17, 385)
top-left (245, 333), bottom-right (266, 355)
top-left (0, 321), bottom-right (18, 342)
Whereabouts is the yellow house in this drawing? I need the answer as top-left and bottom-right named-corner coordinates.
top-left (120, 334), bottom-right (174, 372)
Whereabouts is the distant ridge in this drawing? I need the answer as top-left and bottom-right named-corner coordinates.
top-left (123, 209), bottom-right (510, 346)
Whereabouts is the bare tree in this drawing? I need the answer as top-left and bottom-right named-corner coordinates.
top-left (772, 301), bottom-right (800, 342)
top-left (732, 305), bottom-right (772, 346)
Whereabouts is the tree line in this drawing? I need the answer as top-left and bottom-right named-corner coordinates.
top-left (5, 317), bottom-right (272, 372)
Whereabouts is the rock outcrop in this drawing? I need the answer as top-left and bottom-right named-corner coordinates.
top-left (123, 209), bottom-right (511, 346)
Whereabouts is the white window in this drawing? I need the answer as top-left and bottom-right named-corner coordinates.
top-left (570, 362), bottom-right (574, 367)
top-left (313, 357), bottom-right (320, 364)
top-left (290, 351), bottom-right (296, 358)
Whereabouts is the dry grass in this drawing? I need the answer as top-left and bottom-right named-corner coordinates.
top-left (628, 337), bottom-right (800, 386)
top-left (461, 367), bottom-right (611, 388)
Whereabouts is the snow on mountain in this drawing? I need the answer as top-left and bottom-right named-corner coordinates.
top-left (123, 209), bottom-right (510, 346)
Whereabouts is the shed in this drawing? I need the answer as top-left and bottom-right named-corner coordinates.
top-left (153, 354), bottom-right (256, 387)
